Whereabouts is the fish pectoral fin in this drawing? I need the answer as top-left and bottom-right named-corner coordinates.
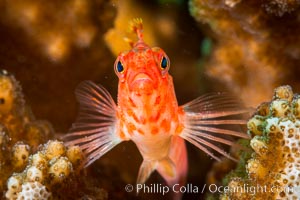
top-left (62, 81), bottom-right (123, 167)
top-left (179, 93), bottom-right (251, 162)
top-left (137, 160), bottom-right (156, 187)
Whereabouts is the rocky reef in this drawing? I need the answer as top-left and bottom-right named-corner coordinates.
top-left (190, 0), bottom-right (300, 107)
top-left (217, 85), bottom-right (300, 199)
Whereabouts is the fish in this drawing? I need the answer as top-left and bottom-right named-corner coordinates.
top-left (63, 18), bottom-right (249, 198)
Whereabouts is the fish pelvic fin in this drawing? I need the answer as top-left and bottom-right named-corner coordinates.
top-left (157, 136), bottom-right (188, 200)
top-left (62, 81), bottom-right (123, 167)
top-left (157, 157), bottom-right (176, 179)
top-left (179, 92), bottom-right (251, 162)
top-left (136, 157), bottom-right (176, 191)
top-left (157, 136), bottom-right (187, 187)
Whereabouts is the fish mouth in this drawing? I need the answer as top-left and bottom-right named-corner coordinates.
top-left (129, 73), bottom-right (154, 95)
top-left (132, 73), bottom-right (152, 83)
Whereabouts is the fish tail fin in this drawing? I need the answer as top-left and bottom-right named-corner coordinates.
top-left (179, 93), bottom-right (251, 162)
top-left (62, 81), bottom-right (123, 167)
top-left (157, 136), bottom-right (188, 200)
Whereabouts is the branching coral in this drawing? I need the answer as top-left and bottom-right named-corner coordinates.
top-left (0, 0), bottom-right (115, 62)
top-left (221, 85), bottom-right (300, 199)
top-left (0, 72), bottom-right (110, 199)
top-left (190, 0), bottom-right (300, 107)
top-left (5, 140), bottom-right (85, 200)
top-left (0, 71), bottom-right (53, 195)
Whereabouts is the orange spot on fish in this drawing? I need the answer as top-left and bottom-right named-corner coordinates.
top-left (151, 127), bottom-right (159, 135)
top-left (129, 97), bottom-right (136, 107)
top-left (127, 109), bottom-right (139, 123)
top-left (177, 107), bottom-right (185, 115)
top-left (137, 129), bottom-right (145, 135)
top-left (150, 112), bottom-right (160, 122)
top-left (155, 95), bottom-right (161, 105)
top-left (119, 131), bottom-right (126, 139)
top-left (127, 122), bottom-right (137, 136)
top-left (161, 119), bottom-right (171, 132)
top-left (175, 124), bottom-right (184, 135)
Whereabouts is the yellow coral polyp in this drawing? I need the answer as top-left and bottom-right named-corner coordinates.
top-left (30, 152), bottom-right (48, 173)
top-left (0, 76), bottom-right (14, 115)
top-left (247, 115), bottom-right (265, 136)
top-left (292, 97), bottom-right (300, 118)
top-left (49, 157), bottom-right (73, 185)
top-left (44, 140), bottom-right (66, 160)
top-left (273, 85), bottom-right (293, 102)
top-left (246, 158), bottom-right (267, 180)
top-left (26, 166), bottom-right (44, 183)
top-left (66, 146), bottom-right (84, 168)
top-left (12, 142), bottom-right (31, 170)
top-left (270, 100), bottom-right (290, 117)
top-left (250, 136), bottom-right (267, 155)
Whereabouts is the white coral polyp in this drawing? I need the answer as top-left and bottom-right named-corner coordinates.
top-left (6, 175), bottom-right (22, 200)
top-left (275, 119), bottom-right (300, 199)
top-left (26, 166), bottom-right (44, 182)
top-left (16, 182), bottom-right (51, 200)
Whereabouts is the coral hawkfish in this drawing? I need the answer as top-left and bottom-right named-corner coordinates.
top-left (63, 18), bottom-right (249, 198)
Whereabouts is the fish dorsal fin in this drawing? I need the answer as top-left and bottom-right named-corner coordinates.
top-left (62, 81), bottom-right (123, 167)
top-left (129, 18), bottom-right (144, 43)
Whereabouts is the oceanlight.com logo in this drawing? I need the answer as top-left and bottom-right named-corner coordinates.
top-left (207, 184), bottom-right (294, 196)
top-left (124, 183), bottom-right (294, 196)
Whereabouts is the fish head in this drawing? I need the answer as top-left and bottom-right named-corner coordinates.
top-left (114, 42), bottom-right (171, 96)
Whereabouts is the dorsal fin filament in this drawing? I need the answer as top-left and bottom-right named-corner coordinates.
top-left (129, 18), bottom-right (144, 43)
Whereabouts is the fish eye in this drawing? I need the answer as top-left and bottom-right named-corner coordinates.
top-left (160, 56), bottom-right (169, 70)
top-left (115, 60), bottom-right (124, 74)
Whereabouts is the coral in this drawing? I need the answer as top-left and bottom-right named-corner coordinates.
top-left (6, 174), bottom-right (23, 200)
top-left (0, 0), bottom-right (115, 62)
top-left (0, 71), bottom-right (53, 195)
top-left (190, 0), bottom-right (300, 107)
top-left (0, 1), bottom-right (116, 132)
top-left (5, 140), bottom-right (84, 200)
top-left (221, 85), bottom-right (300, 199)
top-left (104, 0), bottom-right (157, 56)
top-left (0, 124), bottom-right (10, 165)
top-left (0, 71), bottom-right (117, 199)
top-left (12, 142), bottom-right (31, 170)
top-left (17, 182), bottom-right (51, 200)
